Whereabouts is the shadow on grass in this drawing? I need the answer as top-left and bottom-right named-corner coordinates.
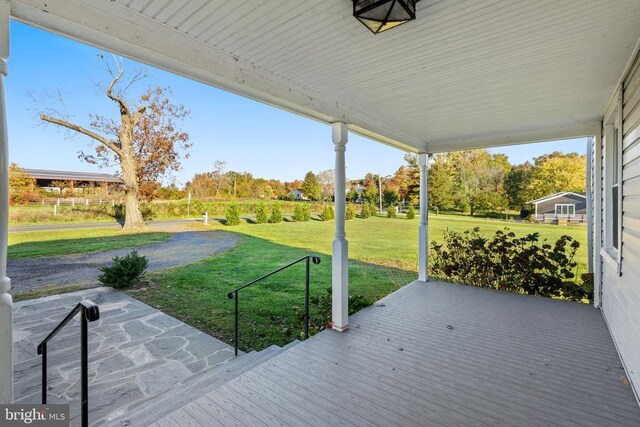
top-left (126, 232), bottom-right (416, 353)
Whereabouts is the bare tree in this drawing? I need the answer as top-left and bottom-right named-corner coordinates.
top-left (39, 56), bottom-right (190, 229)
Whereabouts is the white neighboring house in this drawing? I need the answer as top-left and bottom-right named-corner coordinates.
top-left (289, 189), bottom-right (306, 201)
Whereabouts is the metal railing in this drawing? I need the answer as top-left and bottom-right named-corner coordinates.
top-left (37, 300), bottom-right (100, 427)
top-left (227, 255), bottom-right (321, 356)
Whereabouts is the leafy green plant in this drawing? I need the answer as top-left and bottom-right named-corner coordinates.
top-left (321, 205), bottom-right (335, 221)
top-left (386, 205), bottom-right (397, 218)
top-left (360, 203), bottom-right (371, 219)
top-left (367, 202), bottom-right (378, 217)
top-left (430, 227), bottom-right (588, 301)
top-left (406, 205), bottom-right (415, 219)
top-left (345, 204), bottom-right (356, 220)
top-left (255, 202), bottom-right (268, 224)
top-left (268, 203), bottom-right (283, 223)
top-left (97, 250), bottom-right (149, 289)
top-left (225, 203), bottom-right (242, 226)
top-left (293, 204), bottom-right (311, 221)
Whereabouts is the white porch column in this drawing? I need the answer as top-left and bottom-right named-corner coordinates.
top-left (418, 153), bottom-right (429, 282)
top-left (0, 0), bottom-right (12, 404)
top-left (331, 122), bottom-right (348, 331)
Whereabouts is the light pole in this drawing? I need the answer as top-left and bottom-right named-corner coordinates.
top-left (378, 175), bottom-right (383, 214)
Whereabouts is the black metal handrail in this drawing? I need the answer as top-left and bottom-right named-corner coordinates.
top-left (37, 300), bottom-right (100, 427)
top-left (227, 255), bottom-right (321, 356)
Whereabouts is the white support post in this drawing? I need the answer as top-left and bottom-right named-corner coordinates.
top-left (593, 131), bottom-right (603, 307)
top-left (0, 0), bottom-right (12, 404)
top-left (332, 122), bottom-right (348, 332)
top-left (586, 137), bottom-right (593, 274)
top-left (418, 153), bottom-right (429, 282)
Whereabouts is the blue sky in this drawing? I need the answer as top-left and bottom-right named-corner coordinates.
top-left (6, 21), bottom-right (587, 185)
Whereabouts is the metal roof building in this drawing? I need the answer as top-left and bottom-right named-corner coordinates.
top-left (22, 168), bottom-right (121, 183)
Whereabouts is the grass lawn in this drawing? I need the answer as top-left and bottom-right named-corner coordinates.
top-left (128, 215), bottom-right (587, 352)
top-left (8, 229), bottom-right (171, 259)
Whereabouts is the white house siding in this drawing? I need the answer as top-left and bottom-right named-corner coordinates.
top-left (600, 50), bottom-right (640, 401)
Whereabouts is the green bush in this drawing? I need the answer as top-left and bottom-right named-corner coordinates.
top-left (255, 202), bottom-right (268, 224)
top-left (97, 250), bottom-right (149, 289)
top-left (268, 203), bottom-right (283, 223)
top-left (430, 227), bottom-right (588, 301)
top-left (321, 205), bottom-right (335, 221)
top-left (293, 204), bottom-right (311, 221)
top-left (360, 203), bottom-right (370, 219)
top-left (386, 206), bottom-right (396, 218)
top-left (225, 203), bottom-right (242, 226)
top-left (406, 205), bottom-right (415, 219)
top-left (345, 204), bottom-right (356, 220)
top-left (140, 203), bottom-right (156, 220)
top-left (367, 202), bottom-right (378, 217)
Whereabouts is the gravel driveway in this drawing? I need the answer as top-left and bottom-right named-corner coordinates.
top-left (8, 231), bottom-right (239, 294)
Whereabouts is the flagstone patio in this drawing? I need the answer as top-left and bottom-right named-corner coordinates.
top-left (12, 287), bottom-right (237, 425)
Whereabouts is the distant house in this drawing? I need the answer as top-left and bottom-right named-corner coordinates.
top-left (527, 192), bottom-right (587, 220)
top-left (289, 189), bottom-right (305, 200)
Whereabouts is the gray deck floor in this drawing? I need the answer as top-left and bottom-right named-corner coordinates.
top-left (157, 280), bottom-right (640, 426)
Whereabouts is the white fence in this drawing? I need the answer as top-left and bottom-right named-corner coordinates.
top-left (34, 197), bottom-right (119, 207)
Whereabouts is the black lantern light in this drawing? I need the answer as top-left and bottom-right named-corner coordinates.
top-left (353, 0), bottom-right (420, 34)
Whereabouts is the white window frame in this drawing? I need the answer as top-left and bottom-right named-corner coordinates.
top-left (554, 204), bottom-right (575, 216)
top-left (601, 90), bottom-right (623, 274)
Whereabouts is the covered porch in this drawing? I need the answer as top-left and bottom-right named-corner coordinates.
top-left (0, 0), bottom-right (640, 422)
top-left (151, 280), bottom-right (640, 426)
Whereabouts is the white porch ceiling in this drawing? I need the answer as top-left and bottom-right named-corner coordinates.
top-left (9, 0), bottom-right (640, 152)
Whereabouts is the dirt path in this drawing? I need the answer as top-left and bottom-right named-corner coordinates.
top-left (7, 231), bottom-right (239, 294)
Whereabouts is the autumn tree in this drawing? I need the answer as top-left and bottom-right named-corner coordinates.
top-left (301, 171), bottom-right (321, 201)
top-left (427, 155), bottom-right (455, 213)
top-left (210, 160), bottom-right (229, 197)
top-left (317, 169), bottom-right (335, 201)
top-left (504, 162), bottom-right (533, 209)
top-left (450, 149), bottom-right (509, 215)
top-left (8, 163), bottom-right (34, 205)
top-left (525, 152), bottom-right (586, 200)
top-left (39, 57), bottom-right (190, 229)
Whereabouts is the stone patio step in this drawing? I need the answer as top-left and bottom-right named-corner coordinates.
top-left (105, 341), bottom-right (301, 426)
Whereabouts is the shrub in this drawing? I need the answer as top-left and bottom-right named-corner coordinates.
top-left (527, 214), bottom-right (537, 223)
top-left (429, 227), bottom-right (588, 301)
top-left (321, 205), bottom-right (335, 221)
top-left (293, 204), bottom-right (311, 221)
top-left (386, 206), bottom-right (396, 218)
top-left (406, 205), bottom-right (415, 219)
top-left (360, 203), bottom-right (371, 219)
top-left (268, 203), bottom-right (283, 223)
top-left (345, 204), bottom-right (356, 220)
top-left (367, 202), bottom-right (378, 217)
top-left (139, 203), bottom-right (156, 220)
top-left (225, 203), bottom-right (242, 226)
top-left (255, 202), bottom-right (268, 224)
top-left (520, 208), bottom-right (531, 219)
top-left (97, 250), bottom-right (149, 289)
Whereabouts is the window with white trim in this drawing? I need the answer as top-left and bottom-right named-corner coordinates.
top-left (602, 95), bottom-right (623, 271)
top-left (554, 204), bottom-right (575, 216)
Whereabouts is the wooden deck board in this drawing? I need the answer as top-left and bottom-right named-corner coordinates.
top-left (161, 281), bottom-right (640, 426)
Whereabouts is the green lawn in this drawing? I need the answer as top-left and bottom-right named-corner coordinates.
top-left (127, 215), bottom-right (587, 351)
top-left (8, 229), bottom-right (171, 259)
top-left (7, 214), bottom-right (586, 350)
